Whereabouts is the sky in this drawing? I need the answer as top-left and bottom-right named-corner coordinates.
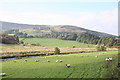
top-left (0, 0), bottom-right (118, 35)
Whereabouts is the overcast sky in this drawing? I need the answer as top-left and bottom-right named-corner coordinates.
top-left (0, 0), bottom-right (118, 35)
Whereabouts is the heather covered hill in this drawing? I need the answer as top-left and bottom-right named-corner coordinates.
top-left (1, 21), bottom-right (116, 38)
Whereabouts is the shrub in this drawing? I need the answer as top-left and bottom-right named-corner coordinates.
top-left (54, 47), bottom-right (60, 55)
top-left (97, 45), bottom-right (106, 51)
top-left (73, 46), bottom-right (75, 48)
top-left (0, 34), bottom-right (19, 44)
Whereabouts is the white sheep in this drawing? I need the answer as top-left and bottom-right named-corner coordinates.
top-left (59, 60), bottom-right (63, 62)
top-left (95, 56), bottom-right (98, 58)
top-left (65, 64), bottom-right (71, 68)
top-left (25, 60), bottom-right (27, 62)
top-left (13, 60), bottom-right (16, 62)
top-left (0, 73), bottom-right (7, 76)
top-left (105, 58), bottom-right (109, 61)
top-left (105, 58), bottom-right (113, 61)
top-left (47, 60), bottom-right (50, 62)
top-left (109, 58), bottom-right (112, 61)
top-left (56, 60), bottom-right (59, 62)
top-left (35, 60), bottom-right (39, 62)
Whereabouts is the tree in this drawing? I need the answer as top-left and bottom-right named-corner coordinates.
top-left (54, 47), bottom-right (60, 55)
top-left (15, 36), bottom-right (19, 43)
top-left (106, 38), bottom-right (114, 47)
top-left (67, 33), bottom-right (77, 40)
top-left (1, 34), bottom-right (19, 44)
top-left (97, 45), bottom-right (106, 51)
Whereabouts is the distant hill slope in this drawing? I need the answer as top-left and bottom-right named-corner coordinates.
top-left (0, 21), bottom-right (116, 38)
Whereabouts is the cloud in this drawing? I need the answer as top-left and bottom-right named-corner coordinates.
top-left (70, 8), bottom-right (118, 35)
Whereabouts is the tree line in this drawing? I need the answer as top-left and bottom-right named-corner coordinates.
top-left (16, 31), bottom-right (119, 47)
top-left (2, 29), bottom-right (119, 47)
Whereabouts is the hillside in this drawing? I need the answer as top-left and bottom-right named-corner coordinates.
top-left (1, 21), bottom-right (116, 38)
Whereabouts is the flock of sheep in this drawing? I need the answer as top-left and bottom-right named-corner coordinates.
top-left (13, 58), bottom-right (71, 68)
top-left (105, 57), bottom-right (113, 61)
top-left (21, 59), bottom-right (64, 63)
top-left (1, 52), bottom-right (114, 77)
top-left (12, 52), bottom-right (113, 67)
top-left (13, 59), bottom-right (70, 66)
top-left (0, 73), bottom-right (7, 77)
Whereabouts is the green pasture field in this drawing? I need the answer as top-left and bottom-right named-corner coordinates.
top-left (2, 51), bottom-right (118, 78)
top-left (20, 38), bottom-right (94, 48)
top-left (26, 32), bottom-right (44, 36)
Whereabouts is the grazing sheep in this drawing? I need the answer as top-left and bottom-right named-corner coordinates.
top-left (13, 60), bottom-right (16, 62)
top-left (47, 60), bottom-right (50, 62)
top-left (59, 60), bottom-right (63, 62)
top-left (56, 60), bottom-right (59, 62)
top-left (105, 58), bottom-right (113, 61)
top-left (25, 60), bottom-right (27, 62)
top-left (109, 58), bottom-right (112, 61)
top-left (105, 58), bottom-right (109, 61)
top-left (35, 60), bottom-right (39, 62)
top-left (65, 64), bottom-right (71, 68)
top-left (0, 73), bottom-right (7, 76)
top-left (95, 56), bottom-right (98, 58)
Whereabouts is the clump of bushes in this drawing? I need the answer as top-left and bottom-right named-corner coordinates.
top-left (73, 46), bottom-right (76, 48)
top-left (31, 43), bottom-right (41, 46)
top-left (97, 45), bottom-right (106, 51)
top-left (54, 47), bottom-right (60, 55)
top-left (0, 34), bottom-right (19, 44)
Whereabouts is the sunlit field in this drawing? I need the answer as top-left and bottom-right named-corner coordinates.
top-left (2, 51), bottom-right (118, 78)
top-left (20, 38), bottom-right (94, 48)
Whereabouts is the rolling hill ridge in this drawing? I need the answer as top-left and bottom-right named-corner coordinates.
top-left (0, 21), bottom-right (116, 38)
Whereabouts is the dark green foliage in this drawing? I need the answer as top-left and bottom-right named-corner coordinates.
top-left (76, 32), bottom-right (100, 44)
top-left (4, 29), bottom-right (117, 47)
top-left (97, 45), bottom-right (106, 51)
top-left (73, 46), bottom-right (76, 48)
top-left (67, 33), bottom-right (77, 40)
top-left (54, 47), bottom-right (60, 55)
top-left (0, 34), bottom-right (19, 44)
top-left (31, 43), bottom-right (41, 46)
top-left (18, 31), bottom-right (118, 47)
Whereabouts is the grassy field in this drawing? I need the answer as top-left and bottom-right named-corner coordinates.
top-left (1, 45), bottom-right (96, 54)
top-left (2, 51), bottom-right (118, 78)
top-left (20, 38), bottom-right (94, 48)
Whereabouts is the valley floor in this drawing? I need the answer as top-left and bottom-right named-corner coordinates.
top-left (1, 51), bottom-right (118, 78)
